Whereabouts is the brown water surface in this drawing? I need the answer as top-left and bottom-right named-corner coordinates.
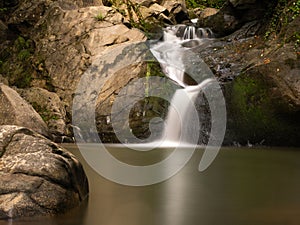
top-left (2, 145), bottom-right (300, 225)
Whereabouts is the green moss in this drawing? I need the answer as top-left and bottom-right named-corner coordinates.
top-left (0, 36), bottom-right (36, 88)
top-left (265, 0), bottom-right (300, 39)
top-left (186, 0), bottom-right (226, 9)
top-left (230, 72), bottom-right (299, 145)
top-left (31, 102), bottom-right (58, 122)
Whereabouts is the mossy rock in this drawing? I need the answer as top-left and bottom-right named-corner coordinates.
top-left (226, 61), bottom-right (300, 146)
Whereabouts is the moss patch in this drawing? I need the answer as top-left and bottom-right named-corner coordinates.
top-left (228, 71), bottom-right (300, 146)
top-left (186, 0), bottom-right (226, 9)
top-left (0, 36), bottom-right (35, 88)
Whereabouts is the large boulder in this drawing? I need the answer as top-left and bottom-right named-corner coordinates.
top-left (0, 125), bottom-right (89, 219)
top-left (0, 83), bottom-right (50, 138)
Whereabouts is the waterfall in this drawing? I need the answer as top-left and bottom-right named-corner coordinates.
top-left (150, 25), bottom-right (214, 145)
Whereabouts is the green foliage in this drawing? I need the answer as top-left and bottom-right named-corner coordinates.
top-left (95, 12), bottom-right (105, 21)
top-left (288, 0), bottom-right (300, 20)
top-left (0, 36), bottom-right (35, 88)
top-left (31, 102), bottom-right (59, 122)
top-left (265, 0), bottom-right (300, 39)
top-left (292, 32), bottom-right (300, 50)
top-left (186, 0), bottom-right (226, 9)
top-left (108, 0), bottom-right (162, 37)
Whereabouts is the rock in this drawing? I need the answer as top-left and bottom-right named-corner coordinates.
top-left (161, 0), bottom-right (189, 24)
top-left (1, 2), bottom-right (146, 141)
top-left (72, 42), bottom-right (171, 143)
top-left (0, 83), bottom-right (50, 138)
top-left (197, 0), bottom-right (272, 37)
top-left (17, 87), bottom-right (68, 141)
top-left (197, 7), bottom-right (219, 20)
top-left (95, 63), bottom-right (170, 143)
top-left (0, 21), bottom-right (7, 43)
top-left (226, 43), bottom-right (300, 146)
top-left (0, 76), bottom-right (8, 86)
top-left (31, 5), bottom-right (145, 115)
top-left (0, 125), bottom-right (89, 219)
top-left (229, 0), bottom-right (256, 8)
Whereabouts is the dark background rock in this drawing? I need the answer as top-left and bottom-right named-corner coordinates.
top-left (0, 125), bottom-right (89, 219)
top-left (197, 0), bottom-right (275, 37)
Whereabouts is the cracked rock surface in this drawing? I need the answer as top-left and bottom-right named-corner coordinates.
top-left (0, 125), bottom-right (89, 219)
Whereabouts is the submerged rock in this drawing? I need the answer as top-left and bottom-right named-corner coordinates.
top-left (0, 125), bottom-right (89, 219)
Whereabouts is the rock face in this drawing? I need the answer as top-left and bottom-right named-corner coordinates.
top-left (32, 5), bottom-right (146, 111)
top-left (72, 42), bottom-right (171, 143)
top-left (1, 1), bottom-right (146, 139)
top-left (0, 83), bottom-right (50, 138)
top-left (0, 125), bottom-right (89, 219)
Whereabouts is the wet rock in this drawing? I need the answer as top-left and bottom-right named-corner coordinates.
top-left (95, 63), bottom-right (170, 143)
top-left (0, 83), bottom-right (50, 138)
top-left (0, 125), bottom-right (89, 219)
top-left (72, 42), bottom-right (170, 143)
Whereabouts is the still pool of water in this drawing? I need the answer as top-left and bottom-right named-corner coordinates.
top-left (2, 145), bottom-right (300, 225)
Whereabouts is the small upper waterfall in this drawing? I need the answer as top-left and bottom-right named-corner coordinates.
top-left (150, 25), bottom-right (214, 145)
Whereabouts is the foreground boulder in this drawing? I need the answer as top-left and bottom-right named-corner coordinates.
top-left (0, 83), bottom-right (50, 138)
top-left (0, 125), bottom-right (89, 219)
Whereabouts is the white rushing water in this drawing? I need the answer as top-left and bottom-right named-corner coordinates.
top-left (150, 25), bottom-right (214, 145)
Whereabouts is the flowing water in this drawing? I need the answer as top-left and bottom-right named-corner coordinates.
top-left (5, 145), bottom-right (300, 225)
top-left (3, 26), bottom-right (300, 225)
top-left (150, 25), bottom-right (215, 145)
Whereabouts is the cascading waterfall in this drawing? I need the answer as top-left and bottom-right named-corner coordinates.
top-left (150, 25), bottom-right (214, 144)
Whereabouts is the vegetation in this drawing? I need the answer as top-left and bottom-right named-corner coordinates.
top-left (31, 102), bottom-right (59, 122)
top-left (104, 0), bottom-right (162, 37)
top-left (95, 12), bottom-right (105, 21)
top-left (186, 0), bottom-right (226, 9)
top-left (0, 36), bottom-right (35, 88)
top-left (265, 0), bottom-right (300, 38)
